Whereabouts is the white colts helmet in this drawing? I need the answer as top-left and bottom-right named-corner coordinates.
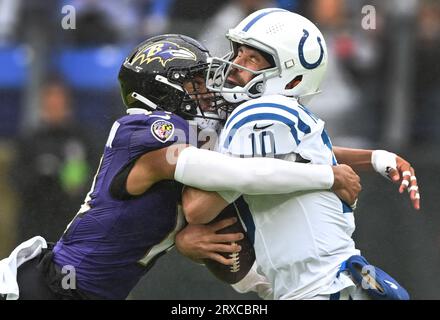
top-left (206, 8), bottom-right (328, 105)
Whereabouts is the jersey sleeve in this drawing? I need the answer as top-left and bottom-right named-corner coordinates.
top-left (105, 112), bottom-right (195, 161)
top-left (128, 114), bottom-right (194, 158)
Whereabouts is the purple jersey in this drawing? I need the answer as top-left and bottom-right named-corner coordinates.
top-left (53, 109), bottom-right (192, 299)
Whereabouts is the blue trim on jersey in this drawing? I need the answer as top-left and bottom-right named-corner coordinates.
top-left (341, 200), bottom-right (353, 213)
top-left (225, 103), bottom-right (311, 133)
top-left (235, 196), bottom-right (255, 245)
top-left (297, 104), bottom-right (318, 123)
top-left (242, 9), bottom-right (287, 32)
top-left (321, 130), bottom-right (337, 165)
top-left (320, 130), bottom-right (332, 150)
top-left (224, 113), bottom-right (301, 148)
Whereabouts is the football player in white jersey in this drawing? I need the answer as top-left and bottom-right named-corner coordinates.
top-left (175, 9), bottom-right (420, 300)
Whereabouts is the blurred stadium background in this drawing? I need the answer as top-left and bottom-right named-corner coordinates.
top-left (0, 0), bottom-right (439, 299)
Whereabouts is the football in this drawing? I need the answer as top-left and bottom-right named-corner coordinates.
top-left (203, 203), bottom-right (256, 284)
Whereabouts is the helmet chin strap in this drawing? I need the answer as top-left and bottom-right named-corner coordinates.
top-left (221, 81), bottom-right (264, 103)
top-left (222, 91), bottom-right (252, 103)
top-left (296, 90), bottom-right (322, 105)
top-left (131, 92), bottom-right (158, 110)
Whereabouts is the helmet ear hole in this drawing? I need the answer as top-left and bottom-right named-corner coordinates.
top-left (249, 81), bottom-right (264, 95)
top-left (285, 75), bottom-right (303, 90)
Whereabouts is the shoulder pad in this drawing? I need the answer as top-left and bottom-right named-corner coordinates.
top-left (112, 111), bottom-right (194, 153)
top-left (219, 96), bottom-right (311, 156)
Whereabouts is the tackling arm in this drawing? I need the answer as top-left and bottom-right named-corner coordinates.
top-left (174, 146), bottom-right (334, 195)
top-left (182, 187), bottom-right (228, 224)
top-left (127, 144), bottom-right (359, 209)
top-left (127, 144), bottom-right (333, 195)
top-left (126, 145), bottom-right (360, 208)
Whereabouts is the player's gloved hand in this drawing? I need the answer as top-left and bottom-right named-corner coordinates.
top-left (331, 164), bottom-right (361, 208)
top-left (372, 150), bottom-right (420, 210)
top-left (175, 217), bottom-right (243, 266)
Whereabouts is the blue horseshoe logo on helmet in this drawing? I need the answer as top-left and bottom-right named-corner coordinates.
top-left (298, 29), bottom-right (324, 70)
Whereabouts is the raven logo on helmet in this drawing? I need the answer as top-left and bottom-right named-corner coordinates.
top-left (131, 41), bottom-right (197, 67)
top-left (119, 34), bottom-right (226, 129)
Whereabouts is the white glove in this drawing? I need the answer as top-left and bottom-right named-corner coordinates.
top-left (371, 150), bottom-right (397, 180)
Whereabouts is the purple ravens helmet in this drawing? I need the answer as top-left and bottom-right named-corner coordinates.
top-left (118, 34), bottom-right (223, 121)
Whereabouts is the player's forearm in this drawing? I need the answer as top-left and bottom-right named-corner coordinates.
top-left (182, 187), bottom-right (228, 224)
top-left (333, 147), bottom-right (374, 172)
top-left (174, 146), bottom-right (334, 195)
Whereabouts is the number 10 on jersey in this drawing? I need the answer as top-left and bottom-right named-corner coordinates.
top-left (249, 131), bottom-right (276, 157)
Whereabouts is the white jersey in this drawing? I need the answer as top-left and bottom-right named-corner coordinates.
top-left (218, 95), bottom-right (360, 300)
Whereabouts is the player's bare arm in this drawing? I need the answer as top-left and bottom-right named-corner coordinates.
top-left (333, 147), bottom-right (375, 171)
top-left (126, 144), bottom-right (186, 195)
top-left (333, 147), bottom-right (420, 210)
top-left (182, 187), bottom-right (229, 224)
